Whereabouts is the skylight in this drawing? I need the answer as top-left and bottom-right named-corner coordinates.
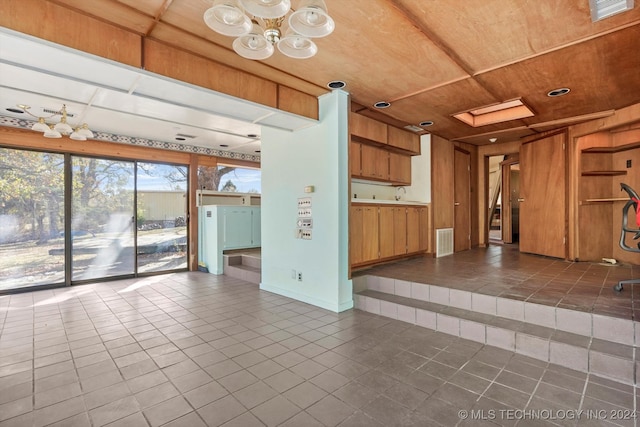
top-left (453, 99), bottom-right (535, 127)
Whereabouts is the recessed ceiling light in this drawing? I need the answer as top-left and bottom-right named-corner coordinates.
top-left (547, 88), bottom-right (570, 97)
top-left (489, 137), bottom-right (498, 143)
top-left (327, 80), bottom-right (346, 89)
top-left (220, 144), bottom-right (229, 148)
top-left (6, 107), bottom-right (24, 114)
top-left (419, 121), bottom-right (434, 127)
top-left (247, 133), bottom-right (258, 138)
top-left (374, 101), bottom-right (391, 109)
top-left (255, 150), bottom-right (261, 153)
top-left (175, 137), bottom-right (186, 141)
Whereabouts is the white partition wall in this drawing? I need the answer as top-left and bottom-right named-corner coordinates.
top-left (260, 90), bottom-right (353, 312)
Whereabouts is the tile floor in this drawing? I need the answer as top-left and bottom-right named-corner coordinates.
top-left (0, 272), bottom-right (637, 427)
top-left (358, 245), bottom-right (640, 320)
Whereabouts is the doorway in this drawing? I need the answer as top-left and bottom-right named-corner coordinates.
top-left (487, 155), bottom-right (520, 244)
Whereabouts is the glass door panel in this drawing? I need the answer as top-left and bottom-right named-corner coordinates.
top-left (136, 163), bottom-right (188, 273)
top-left (71, 157), bottom-right (135, 281)
top-left (0, 148), bottom-right (65, 291)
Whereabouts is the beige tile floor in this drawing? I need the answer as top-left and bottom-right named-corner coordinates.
top-left (0, 272), bottom-right (637, 427)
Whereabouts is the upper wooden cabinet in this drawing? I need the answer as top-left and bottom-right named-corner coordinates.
top-left (360, 144), bottom-right (389, 181)
top-left (389, 152), bottom-right (411, 185)
top-left (350, 112), bottom-right (387, 145)
top-left (388, 126), bottom-right (420, 155)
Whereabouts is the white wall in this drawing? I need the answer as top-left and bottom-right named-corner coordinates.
top-left (351, 134), bottom-right (432, 202)
top-left (260, 90), bottom-right (352, 312)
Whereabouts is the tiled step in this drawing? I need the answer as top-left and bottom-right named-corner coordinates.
top-left (223, 254), bottom-right (261, 284)
top-left (353, 275), bottom-right (638, 386)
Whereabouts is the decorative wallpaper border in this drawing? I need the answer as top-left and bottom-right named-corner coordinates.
top-left (0, 115), bottom-right (261, 163)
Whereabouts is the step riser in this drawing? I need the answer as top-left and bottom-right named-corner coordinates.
top-left (241, 255), bottom-right (261, 269)
top-left (224, 265), bottom-right (261, 285)
top-left (353, 275), bottom-right (638, 347)
top-left (354, 293), bottom-right (637, 386)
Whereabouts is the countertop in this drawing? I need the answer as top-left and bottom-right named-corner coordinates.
top-left (351, 199), bottom-right (429, 206)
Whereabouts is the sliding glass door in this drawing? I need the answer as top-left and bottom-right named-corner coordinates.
top-left (1, 148), bottom-right (189, 292)
top-left (71, 156), bottom-right (135, 281)
top-left (0, 148), bottom-right (65, 291)
top-left (136, 162), bottom-right (188, 273)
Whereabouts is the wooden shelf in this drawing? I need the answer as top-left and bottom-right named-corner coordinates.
top-left (581, 170), bottom-right (627, 176)
top-left (581, 197), bottom-right (629, 205)
top-left (581, 141), bottom-right (640, 153)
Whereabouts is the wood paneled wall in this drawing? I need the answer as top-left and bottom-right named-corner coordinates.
top-left (0, 0), bottom-right (143, 67)
top-left (431, 135), bottom-right (455, 232)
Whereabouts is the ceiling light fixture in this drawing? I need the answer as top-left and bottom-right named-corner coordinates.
top-left (419, 121), bottom-right (434, 127)
top-left (327, 80), bottom-right (346, 89)
top-left (18, 104), bottom-right (94, 140)
top-left (547, 88), bottom-right (571, 97)
top-left (374, 101), bottom-right (391, 109)
top-left (203, 0), bottom-right (335, 60)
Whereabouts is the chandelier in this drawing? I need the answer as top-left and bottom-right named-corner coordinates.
top-left (203, 0), bottom-right (335, 60)
top-left (18, 104), bottom-right (94, 141)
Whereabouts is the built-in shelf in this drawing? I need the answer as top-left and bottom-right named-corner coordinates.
top-left (581, 170), bottom-right (627, 176)
top-left (581, 141), bottom-right (640, 153)
top-left (580, 197), bottom-right (628, 205)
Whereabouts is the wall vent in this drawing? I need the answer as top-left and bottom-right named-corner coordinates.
top-left (404, 125), bottom-right (423, 133)
top-left (589, 0), bottom-right (634, 22)
top-left (436, 228), bottom-right (454, 257)
top-left (175, 133), bottom-right (197, 139)
top-left (42, 108), bottom-right (75, 117)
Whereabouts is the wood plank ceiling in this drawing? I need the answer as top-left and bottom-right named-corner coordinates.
top-left (5, 0), bottom-right (640, 146)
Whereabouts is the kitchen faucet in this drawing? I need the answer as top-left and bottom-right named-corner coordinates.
top-left (395, 186), bottom-right (406, 201)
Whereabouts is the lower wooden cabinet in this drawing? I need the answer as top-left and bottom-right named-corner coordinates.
top-left (407, 207), bottom-right (421, 253)
top-left (350, 203), bottom-right (430, 268)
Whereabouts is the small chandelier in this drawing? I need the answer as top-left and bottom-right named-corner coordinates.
top-left (18, 104), bottom-right (94, 141)
top-left (203, 0), bottom-right (335, 60)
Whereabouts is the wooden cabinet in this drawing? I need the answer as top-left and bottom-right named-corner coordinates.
top-left (379, 206), bottom-right (395, 259)
top-left (389, 152), bottom-right (411, 184)
top-left (360, 144), bottom-right (389, 180)
top-left (362, 206), bottom-right (380, 262)
top-left (350, 205), bottom-right (380, 265)
top-left (349, 206), bottom-right (364, 265)
top-left (419, 206), bottom-right (430, 252)
top-left (393, 207), bottom-right (407, 256)
top-left (350, 203), bottom-right (431, 268)
top-left (349, 112), bottom-right (419, 185)
top-left (407, 207), bottom-right (421, 253)
top-left (350, 141), bottom-right (362, 177)
top-left (350, 112), bottom-right (387, 144)
top-left (388, 125), bottom-right (420, 154)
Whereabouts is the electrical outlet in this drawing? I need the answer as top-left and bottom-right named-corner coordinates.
top-left (301, 230), bottom-right (312, 240)
top-left (291, 269), bottom-right (296, 279)
top-left (297, 197), bottom-right (312, 208)
top-left (297, 272), bottom-right (303, 281)
top-left (627, 159), bottom-right (632, 168)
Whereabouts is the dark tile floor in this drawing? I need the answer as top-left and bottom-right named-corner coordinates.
top-left (0, 272), bottom-right (637, 427)
top-left (356, 245), bottom-right (640, 320)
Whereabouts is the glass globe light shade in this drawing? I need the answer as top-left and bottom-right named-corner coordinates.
top-left (277, 31), bottom-right (317, 58)
top-left (288, 0), bottom-right (334, 38)
top-left (77, 124), bottom-right (94, 138)
top-left (233, 23), bottom-right (274, 59)
top-left (44, 126), bottom-right (62, 138)
top-left (31, 117), bottom-right (50, 132)
top-left (204, 0), bottom-right (252, 36)
top-left (239, 0), bottom-right (291, 19)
